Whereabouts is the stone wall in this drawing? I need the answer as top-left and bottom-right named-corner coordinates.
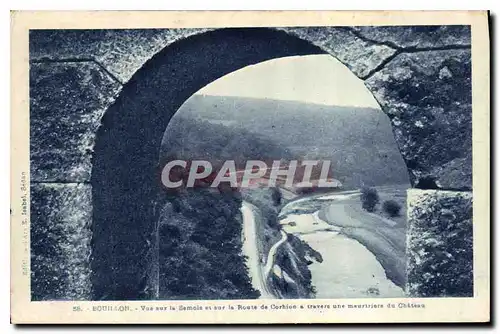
top-left (30, 60), bottom-right (121, 300)
top-left (407, 189), bottom-right (473, 297)
top-left (29, 26), bottom-right (473, 300)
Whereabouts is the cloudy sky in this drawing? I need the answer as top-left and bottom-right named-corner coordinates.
top-left (196, 54), bottom-right (380, 109)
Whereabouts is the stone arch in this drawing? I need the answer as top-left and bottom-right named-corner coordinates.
top-left (90, 28), bottom-right (331, 300)
top-left (90, 26), bottom-right (472, 300)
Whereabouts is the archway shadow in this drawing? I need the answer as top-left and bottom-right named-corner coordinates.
top-left (90, 28), bottom-right (327, 300)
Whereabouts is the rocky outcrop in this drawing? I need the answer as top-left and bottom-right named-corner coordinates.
top-left (406, 189), bottom-right (473, 297)
top-left (270, 234), bottom-right (322, 298)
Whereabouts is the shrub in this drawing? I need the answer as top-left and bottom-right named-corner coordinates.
top-left (360, 187), bottom-right (379, 212)
top-left (383, 199), bottom-right (402, 217)
top-left (366, 287), bottom-right (380, 296)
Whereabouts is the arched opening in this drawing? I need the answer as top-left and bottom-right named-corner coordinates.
top-left (159, 55), bottom-right (409, 299)
top-left (90, 28), bottom-right (409, 300)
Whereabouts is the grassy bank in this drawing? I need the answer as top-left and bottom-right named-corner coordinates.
top-left (318, 186), bottom-right (408, 288)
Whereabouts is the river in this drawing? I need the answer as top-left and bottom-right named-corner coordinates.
top-left (279, 193), bottom-right (404, 298)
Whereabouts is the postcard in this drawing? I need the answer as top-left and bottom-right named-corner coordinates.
top-left (10, 10), bottom-right (490, 323)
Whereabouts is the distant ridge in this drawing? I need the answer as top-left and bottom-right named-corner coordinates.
top-left (162, 95), bottom-right (410, 188)
top-left (194, 93), bottom-right (382, 110)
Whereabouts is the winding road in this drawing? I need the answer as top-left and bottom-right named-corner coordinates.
top-left (241, 202), bottom-right (286, 299)
top-left (263, 230), bottom-right (288, 280)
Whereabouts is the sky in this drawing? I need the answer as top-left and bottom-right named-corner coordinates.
top-left (196, 54), bottom-right (380, 109)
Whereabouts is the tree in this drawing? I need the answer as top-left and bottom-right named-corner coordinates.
top-left (383, 200), bottom-right (402, 217)
top-left (360, 187), bottom-right (379, 212)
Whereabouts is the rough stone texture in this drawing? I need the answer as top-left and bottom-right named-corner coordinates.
top-left (280, 27), bottom-right (397, 78)
top-left (90, 28), bottom-right (326, 300)
top-left (32, 28), bottom-right (471, 190)
top-left (30, 29), bottom-right (209, 83)
top-left (30, 27), bottom-right (399, 85)
top-left (31, 183), bottom-right (92, 300)
top-left (28, 27), bottom-right (473, 300)
top-left (406, 189), bottom-right (473, 297)
top-left (30, 62), bottom-right (122, 182)
top-left (352, 25), bottom-right (471, 49)
top-left (30, 29), bottom-right (473, 191)
top-left (365, 49), bottom-right (472, 190)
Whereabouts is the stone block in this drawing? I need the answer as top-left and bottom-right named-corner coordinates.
top-left (30, 29), bottom-right (209, 83)
top-left (282, 27), bottom-right (396, 78)
top-left (353, 25), bottom-right (470, 49)
top-left (30, 62), bottom-right (121, 182)
top-left (30, 183), bottom-right (92, 300)
top-left (406, 189), bottom-right (473, 297)
top-left (365, 49), bottom-right (472, 189)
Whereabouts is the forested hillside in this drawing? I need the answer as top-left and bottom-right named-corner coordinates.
top-left (161, 95), bottom-right (410, 189)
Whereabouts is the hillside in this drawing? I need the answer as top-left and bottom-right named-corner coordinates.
top-left (161, 95), bottom-right (410, 188)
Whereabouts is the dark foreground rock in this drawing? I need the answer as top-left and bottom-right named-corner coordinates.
top-left (365, 49), bottom-right (472, 190)
top-left (30, 62), bottom-right (121, 182)
top-left (31, 183), bottom-right (92, 300)
top-left (406, 189), bottom-right (473, 297)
